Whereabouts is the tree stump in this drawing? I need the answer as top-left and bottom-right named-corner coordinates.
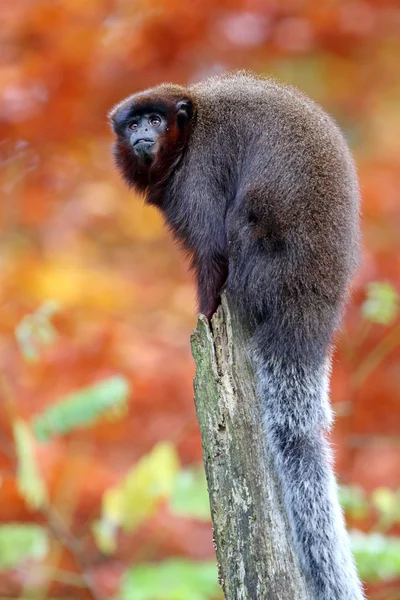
top-left (191, 294), bottom-right (308, 600)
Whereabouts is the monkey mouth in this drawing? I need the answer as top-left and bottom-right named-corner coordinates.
top-left (132, 139), bottom-right (156, 163)
top-left (133, 139), bottom-right (155, 147)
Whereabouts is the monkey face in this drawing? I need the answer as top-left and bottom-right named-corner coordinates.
top-left (111, 110), bottom-right (166, 165)
top-left (128, 112), bottom-right (167, 164)
top-left (109, 92), bottom-right (194, 193)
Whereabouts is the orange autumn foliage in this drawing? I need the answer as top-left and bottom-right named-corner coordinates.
top-left (0, 0), bottom-right (400, 597)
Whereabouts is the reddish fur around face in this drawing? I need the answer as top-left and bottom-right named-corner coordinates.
top-left (109, 90), bottom-right (194, 205)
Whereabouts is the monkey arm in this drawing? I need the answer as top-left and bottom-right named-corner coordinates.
top-left (162, 176), bottom-right (229, 321)
top-left (192, 250), bottom-right (228, 320)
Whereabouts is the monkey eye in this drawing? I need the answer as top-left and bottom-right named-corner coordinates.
top-left (149, 116), bottom-right (161, 127)
top-left (129, 121), bottom-right (138, 130)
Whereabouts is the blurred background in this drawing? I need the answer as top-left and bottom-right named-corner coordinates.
top-left (0, 0), bottom-right (400, 598)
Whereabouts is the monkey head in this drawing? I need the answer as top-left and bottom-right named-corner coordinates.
top-left (109, 88), bottom-right (194, 199)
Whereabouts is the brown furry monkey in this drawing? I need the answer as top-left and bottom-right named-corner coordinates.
top-left (109, 72), bottom-right (364, 600)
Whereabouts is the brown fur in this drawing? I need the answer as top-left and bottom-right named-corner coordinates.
top-left (109, 72), bottom-right (364, 600)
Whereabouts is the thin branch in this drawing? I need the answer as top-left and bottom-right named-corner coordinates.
top-left (42, 506), bottom-right (104, 600)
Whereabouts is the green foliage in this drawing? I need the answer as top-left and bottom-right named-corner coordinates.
top-left (341, 487), bottom-right (400, 583)
top-left (372, 487), bottom-right (400, 530)
top-left (170, 466), bottom-right (211, 521)
top-left (13, 419), bottom-right (48, 509)
top-left (362, 281), bottom-right (399, 325)
top-left (93, 441), bottom-right (180, 553)
top-left (120, 559), bottom-right (221, 600)
top-left (15, 301), bottom-right (60, 362)
top-left (339, 485), bottom-right (368, 520)
top-left (351, 531), bottom-right (400, 582)
top-left (94, 448), bottom-right (214, 555)
top-left (32, 375), bottom-right (130, 441)
top-left (0, 524), bottom-right (48, 570)
top-left (340, 484), bottom-right (400, 531)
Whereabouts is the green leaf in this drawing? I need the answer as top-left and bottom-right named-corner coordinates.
top-left (120, 559), bottom-right (221, 600)
top-left (32, 375), bottom-right (130, 441)
top-left (351, 531), bottom-right (400, 582)
top-left (0, 524), bottom-right (48, 570)
top-left (362, 281), bottom-right (399, 325)
top-left (371, 487), bottom-right (400, 529)
top-left (15, 300), bottom-right (60, 362)
top-left (170, 466), bottom-right (211, 521)
top-left (104, 441), bottom-right (179, 529)
top-left (94, 442), bottom-right (180, 552)
top-left (13, 419), bottom-right (48, 509)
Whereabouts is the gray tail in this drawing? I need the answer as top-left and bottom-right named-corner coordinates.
top-left (253, 351), bottom-right (365, 600)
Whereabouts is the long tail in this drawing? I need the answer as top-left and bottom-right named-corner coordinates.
top-left (253, 349), bottom-right (365, 600)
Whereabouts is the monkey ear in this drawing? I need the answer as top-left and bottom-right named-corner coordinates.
top-left (176, 98), bottom-right (193, 123)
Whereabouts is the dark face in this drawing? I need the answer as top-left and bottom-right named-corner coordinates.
top-left (127, 112), bottom-right (167, 164)
top-left (109, 94), bottom-right (193, 197)
top-left (112, 111), bottom-right (167, 165)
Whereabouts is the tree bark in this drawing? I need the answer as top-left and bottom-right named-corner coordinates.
top-left (191, 293), bottom-right (309, 600)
